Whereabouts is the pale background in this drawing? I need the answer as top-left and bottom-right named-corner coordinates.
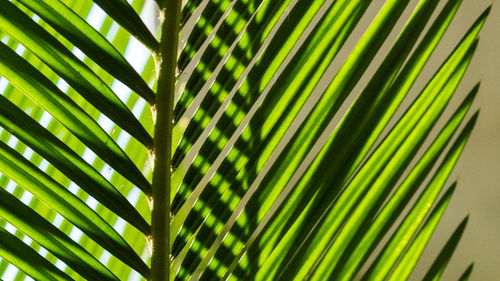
top-left (340, 1), bottom-right (500, 280)
top-left (178, 0), bottom-right (500, 280)
top-left (407, 0), bottom-right (499, 280)
top-left (368, 0), bottom-right (500, 280)
top-left (266, 0), bottom-right (500, 279)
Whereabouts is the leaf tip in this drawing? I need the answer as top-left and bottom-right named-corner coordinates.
top-left (447, 181), bottom-right (458, 195)
top-left (477, 5), bottom-right (492, 25)
top-left (461, 214), bottom-right (470, 228)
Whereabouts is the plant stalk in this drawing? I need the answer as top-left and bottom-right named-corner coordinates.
top-left (151, 0), bottom-right (181, 280)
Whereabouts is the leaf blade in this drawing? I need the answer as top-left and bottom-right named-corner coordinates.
top-left (92, 0), bottom-right (159, 51)
top-left (458, 263), bottom-right (474, 281)
top-left (0, 0), bottom-right (153, 148)
top-left (0, 41), bottom-right (151, 194)
top-left (0, 140), bottom-right (150, 278)
top-left (14, 0), bottom-right (155, 103)
top-left (0, 227), bottom-right (74, 281)
top-left (422, 216), bottom-right (469, 281)
top-left (0, 188), bottom-right (119, 281)
top-left (0, 93), bottom-right (149, 234)
top-left (386, 185), bottom-right (456, 281)
top-left (329, 86), bottom-right (478, 281)
top-left (362, 113), bottom-right (478, 281)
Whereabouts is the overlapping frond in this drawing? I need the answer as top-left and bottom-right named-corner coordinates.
top-left (0, 0), bottom-right (155, 280)
top-left (169, 0), bottom-right (488, 280)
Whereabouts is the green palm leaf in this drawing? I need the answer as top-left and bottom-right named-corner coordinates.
top-left (458, 263), bottom-right (475, 281)
top-left (422, 216), bottom-right (469, 281)
top-left (0, 0), bottom-right (491, 280)
top-left (0, 227), bottom-right (73, 281)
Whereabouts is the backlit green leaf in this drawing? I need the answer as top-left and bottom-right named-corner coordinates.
top-left (0, 228), bottom-right (73, 281)
top-left (14, 0), bottom-right (155, 103)
top-left (0, 41), bottom-right (151, 194)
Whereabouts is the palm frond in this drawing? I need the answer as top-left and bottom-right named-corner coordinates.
top-left (0, 0), bottom-right (491, 280)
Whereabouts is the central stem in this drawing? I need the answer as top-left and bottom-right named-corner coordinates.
top-left (151, 0), bottom-right (181, 280)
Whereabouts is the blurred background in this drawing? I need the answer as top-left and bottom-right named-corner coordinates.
top-left (338, 1), bottom-right (500, 280)
top-left (278, 1), bottom-right (500, 278)
top-left (409, 0), bottom-right (500, 280)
